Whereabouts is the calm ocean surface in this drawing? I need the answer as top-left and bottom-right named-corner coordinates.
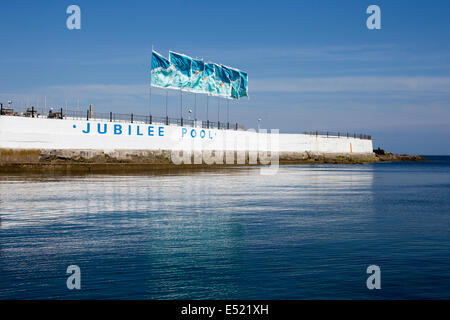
top-left (1, 156), bottom-right (450, 299)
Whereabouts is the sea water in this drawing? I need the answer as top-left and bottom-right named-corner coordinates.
top-left (0, 157), bottom-right (449, 299)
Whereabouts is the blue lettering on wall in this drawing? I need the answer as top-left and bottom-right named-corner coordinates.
top-left (76, 122), bottom-right (172, 140)
top-left (82, 123), bottom-right (90, 134)
top-left (148, 126), bottom-right (154, 136)
top-left (114, 124), bottom-right (122, 135)
top-left (179, 127), bottom-right (214, 140)
top-left (98, 123), bottom-right (107, 134)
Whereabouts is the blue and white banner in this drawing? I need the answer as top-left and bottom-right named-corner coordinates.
top-left (213, 64), bottom-right (232, 98)
top-left (151, 51), bottom-right (176, 89)
top-left (151, 50), bottom-right (248, 99)
top-left (190, 58), bottom-right (205, 94)
top-left (238, 70), bottom-right (248, 98)
top-left (203, 63), bottom-right (217, 95)
top-left (222, 65), bottom-right (241, 100)
top-left (169, 51), bottom-right (192, 89)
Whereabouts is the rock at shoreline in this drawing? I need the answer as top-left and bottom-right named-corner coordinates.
top-left (373, 148), bottom-right (426, 162)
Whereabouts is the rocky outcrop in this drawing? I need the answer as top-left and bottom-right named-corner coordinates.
top-left (373, 148), bottom-right (426, 162)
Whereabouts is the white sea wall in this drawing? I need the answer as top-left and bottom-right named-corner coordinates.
top-left (0, 116), bottom-right (373, 154)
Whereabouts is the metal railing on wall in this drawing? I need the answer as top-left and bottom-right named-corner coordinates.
top-left (0, 106), bottom-right (245, 131)
top-left (0, 105), bottom-right (371, 140)
top-left (304, 131), bottom-right (372, 140)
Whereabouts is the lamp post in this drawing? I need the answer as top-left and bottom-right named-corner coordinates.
top-left (257, 118), bottom-right (262, 132)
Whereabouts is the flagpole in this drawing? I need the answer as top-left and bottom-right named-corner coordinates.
top-left (165, 90), bottom-right (168, 124)
top-left (217, 97), bottom-right (220, 128)
top-left (194, 93), bottom-right (197, 121)
top-left (227, 99), bottom-right (229, 124)
top-left (180, 89), bottom-right (183, 121)
top-left (149, 44), bottom-right (153, 117)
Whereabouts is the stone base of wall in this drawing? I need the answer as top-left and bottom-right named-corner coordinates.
top-left (0, 148), bottom-right (379, 173)
top-left (0, 148), bottom-right (376, 163)
top-left (277, 151), bottom-right (377, 164)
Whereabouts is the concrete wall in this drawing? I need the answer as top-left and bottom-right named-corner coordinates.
top-left (0, 116), bottom-right (373, 154)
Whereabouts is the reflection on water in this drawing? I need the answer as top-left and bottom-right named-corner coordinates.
top-left (0, 160), bottom-right (449, 299)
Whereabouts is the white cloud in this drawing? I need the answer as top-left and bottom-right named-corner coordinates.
top-left (250, 76), bottom-right (450, 94)
top-left (3, 76), bottom-right (450, 110)
top-left (3, 75), bottom-right (450, 98)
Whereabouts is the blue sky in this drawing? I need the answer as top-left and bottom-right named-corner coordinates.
top-left (1, 0), bottom-right (450, 154)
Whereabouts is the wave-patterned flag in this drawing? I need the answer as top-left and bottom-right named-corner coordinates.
top-left (190, 58), bottom-right (205, 93)
top-left (238, 70), bottom-right (248, 98)
top-left (213, 64), bottom-right (231, 98)
top-left (170, 51), bottom-right (192, 89)
top-left (203, 63), bottom-right (216, 95)
top-left (222, 65), bottom-right (241, 99)
top-left (151, 51), bottom-right (175, 89)
top-left (152, 49), bottom-right (247, 98)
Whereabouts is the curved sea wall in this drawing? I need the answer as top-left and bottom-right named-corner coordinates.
top-left (0, 116), bottom-right (374, 166)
